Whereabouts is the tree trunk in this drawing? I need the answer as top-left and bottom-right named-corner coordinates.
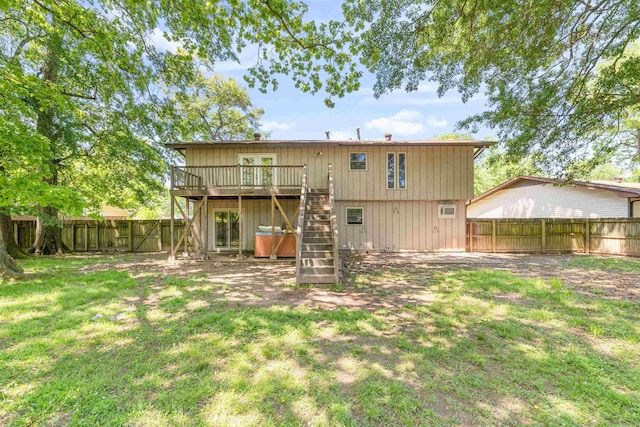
top-left (0, 210), bottom-right (30, 259)
top-left (31, 205), bottom-right (69, 255)
top-left (31, 28), bottom-right (68, 256)
top-left (0, 227), bottom-right (23, 277)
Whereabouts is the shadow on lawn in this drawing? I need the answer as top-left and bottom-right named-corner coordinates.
top-left (1, 264), bottom-right (639, 426)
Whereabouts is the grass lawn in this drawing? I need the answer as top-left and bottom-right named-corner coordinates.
top-left (1, 255), bottom-right (639, 426)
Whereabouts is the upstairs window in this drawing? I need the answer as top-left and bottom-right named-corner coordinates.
top-left (349, 153), bottom-right (367, 170)
top-left (387, 153), bottom-right (406, 189)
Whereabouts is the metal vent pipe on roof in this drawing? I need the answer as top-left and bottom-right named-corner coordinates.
top-left (325, 131), bottom-right (330, 140)
top-left (356, 128), bottom-right (361, 140)
top-left (253, 132), bottom-right (261, 141)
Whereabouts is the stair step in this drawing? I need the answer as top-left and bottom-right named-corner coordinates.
top-left (301, 250), bottom-right (334, 258)
top-left (302, 258), bottom-right (335, 267)
top-left (305, 206), bottom-right (331, 212)
top-left (302, 244), bottom-right (333, 251)
top-left (300, 266), bottom-right (335, 275)
top-left (299, 274), bottom-right (337, 284)
top-left (303, 237), bottom-right (333, 244)
top-left (303, 226), bottom-right (331, 234)
top-left (304, 222), bottom-right (331, 227)
top-left (303, 231), bottom-right (332, 238)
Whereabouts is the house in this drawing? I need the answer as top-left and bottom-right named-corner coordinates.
top-left (468, 176), bottom-right (640, 219)
top-left (166, 136), bottom-right (494, 284)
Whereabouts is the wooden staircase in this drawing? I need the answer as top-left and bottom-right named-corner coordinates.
top-left (298, 189), bottom-right (338, 284)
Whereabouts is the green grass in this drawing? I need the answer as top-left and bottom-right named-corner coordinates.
top-left (1, 256), bottom-right (639, 426)
top-left (565, 254), bottom-right (640, 272)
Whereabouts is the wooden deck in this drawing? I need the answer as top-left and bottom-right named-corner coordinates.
top-left (170, 165), bottom-right (305, 197)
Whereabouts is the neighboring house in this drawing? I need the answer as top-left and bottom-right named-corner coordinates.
top-left (468, 176), bottom-right (640, 219)
top-left (167, 136), bottom-right (493, 283)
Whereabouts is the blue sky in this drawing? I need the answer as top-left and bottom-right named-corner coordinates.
top-left (150, 1), bottom-right (492, 141)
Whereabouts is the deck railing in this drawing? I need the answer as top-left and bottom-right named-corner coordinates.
top-left (170, 165), bottom-right (305, 190)
top-left (328, 163), bottom-right (340, 285)
top-left (295, 165), bottom-right (308, 286)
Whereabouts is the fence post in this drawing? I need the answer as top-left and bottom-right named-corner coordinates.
top-left (585, 218), bottom-right (590, 254)
top-left (13, 222), bottom-right (18, 245)
top-left (469, 221), bottom-right (474, 252)
top-left (128, 221), bottom-right (133, 252)
top-left (541, 219), bottom-right (546, 253)
top-left (84, 223), bottom-right (89, 251)
top-left (96, 221), bottom-right (100, 250)
top-left (157, 219), bottom-right (162, 251)
top-left (491, 220), bottom-right (496, 253)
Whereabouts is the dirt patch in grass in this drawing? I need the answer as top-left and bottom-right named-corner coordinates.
top-left (58, 251), bottom-right (640, 309)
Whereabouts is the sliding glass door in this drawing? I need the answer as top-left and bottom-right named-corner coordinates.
top-left (214, 210), bottom-right (240, 249)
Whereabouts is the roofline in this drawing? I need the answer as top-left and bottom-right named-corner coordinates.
top-left (165, 139), bottom-right (497, 150)
top-left (470, 175), bottom-right (640, 204)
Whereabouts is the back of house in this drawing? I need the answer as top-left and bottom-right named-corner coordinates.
top-left (168, 137), bottom-right (492, 253)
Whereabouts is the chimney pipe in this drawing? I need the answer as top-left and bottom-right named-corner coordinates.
top-left (385, 133), bottom-right (392, 141)
top-left (253, 132), bottom-right (261, 141)
top-left (356, 128), bottom-right (361, 141)
top-left (325, 131), bottom-right (330, 140)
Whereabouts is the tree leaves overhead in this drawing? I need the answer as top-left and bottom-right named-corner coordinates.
top-left (173, 72), bottom-right (265, 142)
top-left (343, 0), bottom-right (640, 174)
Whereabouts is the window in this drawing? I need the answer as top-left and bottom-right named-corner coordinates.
top-left (238, 154), bottom-right (276, 187)
top-left (438, 204), bottom-right (456, 219)
top-left (346, 207), bottom-right (364, 225)
top-left (387, 153), bottom-right (406, 189)
top-left (349, 153), bottom-right (367, 170)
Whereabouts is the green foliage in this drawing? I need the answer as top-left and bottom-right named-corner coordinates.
top-left (343, 0), bottom-right (640, 173)
top-left (1, 0), bottom-right (362, 221)
top-left (474, 146), bottom-right (541, 195)
top-left (173, 71), bottom-right (265, 141)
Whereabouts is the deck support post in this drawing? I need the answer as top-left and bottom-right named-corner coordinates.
top-left (183, 198), bottom-right (190, 257)
top-left (201, 196), bottom-right (209, 260)
top-left (238, 195), bottom-right (243, 257)
top-left (169, 195), bottom-right (175, 261)
top-left (270, 194), bottom-right (277, 259)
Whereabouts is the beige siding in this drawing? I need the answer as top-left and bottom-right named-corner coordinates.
top-left (335, 200), bottom-right (466, 251)
top-left (186, 144), bottom-right (475, 201)
top-left (207, 199), bottom-right (299, 250)
top-left (468, 184), bottom-right (630, 218)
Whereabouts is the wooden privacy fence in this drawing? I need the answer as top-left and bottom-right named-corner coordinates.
top-left (468, 218), bottom-right (640, 256)
top-left (13, 219), bottom-right (185, 252)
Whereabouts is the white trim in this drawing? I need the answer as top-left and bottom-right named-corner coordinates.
top-left (386, 152), bottom-right (407, 190)
top-left (346, 206), bottom-right (364, 225)
top-left (349, 152), bottom-right (367, 171)
top-left (213, 209), bottom-right (240, 249)
top-left (438, 204), bottom-right (457, 219)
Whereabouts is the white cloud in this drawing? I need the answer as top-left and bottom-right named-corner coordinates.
top-left (426, 117), bottom-right (448, 128)
top-left (364, 110), bottom-right (448, 137)
top-left (261, 120), bottom-right (296, 132)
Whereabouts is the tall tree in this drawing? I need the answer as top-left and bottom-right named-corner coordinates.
top-left (343, 0), bottom-right (640, 174)
top-left (1, 0), bottom-right (361, 266)
top-left (173, 71), bottom-right (265, 141)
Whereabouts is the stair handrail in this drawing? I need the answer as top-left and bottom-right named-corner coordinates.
top-left (295, 164), bottom-right (308, 286)
top-left (328, 163), bottom-right (340, 285)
